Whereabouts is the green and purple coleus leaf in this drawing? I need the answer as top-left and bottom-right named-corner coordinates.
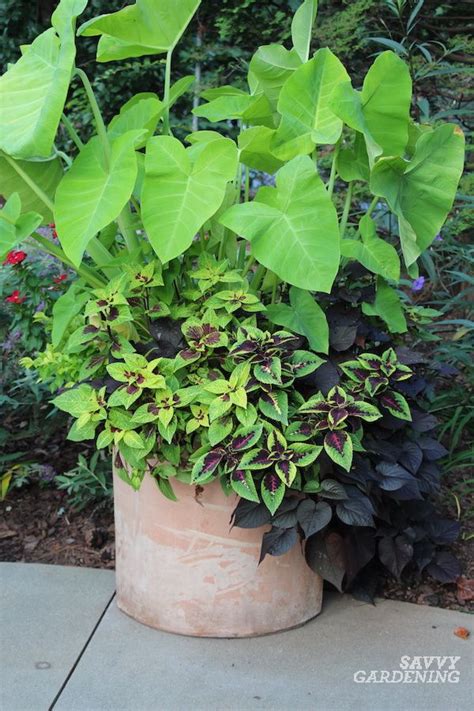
top-left (261, 472), bottom-right (286, 515)
top-left (191, 448), bottom-right (226, 483)
top-left (258, 388), bottom-right (289, 425)
top-left (240, 430), bottom-right (321, 486)
top-left (289, 350), bottom-right (325, 378)
top-left (379, 390), bottom-right (412, 421)
top-left (178, 316), bottom-right (228, 362)
top-left (345, 401), bottom-right (381, 422)
top-left (230, 469), bottom-right (260, 503)
top-left (324, 429), bottom-right (353, 471)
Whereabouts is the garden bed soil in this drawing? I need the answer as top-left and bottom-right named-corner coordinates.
top-left (1, 470), bottom-right (472, 612)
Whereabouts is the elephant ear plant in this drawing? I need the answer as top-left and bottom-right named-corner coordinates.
top-left (0, 0), bottom-right (465, 592)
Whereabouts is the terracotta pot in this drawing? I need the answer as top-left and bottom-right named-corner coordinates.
top-left (114, 472), bottom-right (323, 637)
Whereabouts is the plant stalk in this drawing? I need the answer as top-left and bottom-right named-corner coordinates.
top-left (339, 182), bottom-right (353, 238)
top-left (76, 68), bottom-right (111, 165)
top-left (61, 113), bottom-right (84, 150)
top-left (162, 50), bottom-right (173, 136)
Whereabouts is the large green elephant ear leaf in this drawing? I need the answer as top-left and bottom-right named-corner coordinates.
top-left (272, 48), bottom-right (350, 161)
top-left (291, 0), bottom-right (318, 62)
top-left (141, 136), bottom-right (238, 264)
top-left (330, 51), bottom-right (412, 165)
top-left (78, 0), bottom-right (200, 62)
top-left (0, 193), bottom-right (42, 258)
top-left (247, 44), bottom-right (302, 115)
top-left (0, 0), bottom-right (87, 159)
top-left (193, 87), bottom-right (274, 128)
top-left (54, 131), bottom-right (141, 267)
top-left (238, 127), bottom-right (284, 174)
top-left (341, 215), bottom-right (401, 282)
top-left (220, 155), bottom-right (340, 293)
top-left (363, 277), bottom-right (407, 334)
top-left (0, 155), bottom-right (63, 222)
top-left (370, 124), bottom-right (465, 267)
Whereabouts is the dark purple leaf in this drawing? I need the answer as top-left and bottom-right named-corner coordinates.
top-left (398, 442), bottom-right (423, 474)
top-left (426, 552), bottom-right (461, 583)
top-left (336, 496), bottom-right (375, 527)
top-left (425, 519), bottom-right (460, 544)
top-left (297, 499), bottom-right (332, 537)
top-left (259, 526), bottom-right (298, 563)
top-left (418, 437), bottom-right (448, 461)
top-left (305, 531), bottom-right (346, 592)
top-left (378, 534), bottom-right (413, 580)
top-left (231, 499), bottom-right (272, 529)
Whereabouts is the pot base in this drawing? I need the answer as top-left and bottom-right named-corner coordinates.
top-left (114, 473), bottom-right (323, 638)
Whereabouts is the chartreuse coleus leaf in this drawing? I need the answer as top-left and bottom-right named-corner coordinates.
top-left (220, 155), bottom-right (340, 293)
top-left (55, 130), bottom-right (142, 267)
top-left (78, 0), bottom-right (201, 62)
top-left (186, 404), bottom-right (209, 434)
top-left (341, 215), bottom-right (401, 282)
top-left (362, 277), bottom-right (407, 334)
top-left (106, 354), bottom-right (166, 409)
top-left (0, 193), bottom-right (42, 259)
top-left (0, 0), bottom-right (87, 158)
top-left (142, 135), bottom-right (238, 264)
top-left (204, 363), bottom-right (251, 421)
top-left (370, 124), bottom-right (465, 267)
top-left (132, 387), bottom-right (197, 426)
top-left (272, 48), bottom-right (349, 160)
top-left (0, 156), bottom-right (63, 222)
top-left (261, 473), bottom-right (285, 515)
top-left (53, 384), bottom-right (107, 442)
top-left (330, 51), bottom-right (412, 165)
top-left (266, 287), bottom-right (329, 354)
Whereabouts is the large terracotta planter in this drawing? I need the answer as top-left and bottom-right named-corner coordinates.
top-left (114, 472), bottom-right (323, 637)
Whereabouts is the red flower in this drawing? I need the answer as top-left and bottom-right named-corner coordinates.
top-left (3, 250), bottom-right (27, 266)
top-left (48, 223), bottom-right (58, 238)
top-left (52, 230), bottom-right (58, 239)
top-left (53, 274), bottom-right (68, 284)
top-left (5, 290), bottom-right (26, 304)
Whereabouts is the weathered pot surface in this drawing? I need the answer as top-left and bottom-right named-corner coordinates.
top-left (114, 472), bottom-right (323, 637)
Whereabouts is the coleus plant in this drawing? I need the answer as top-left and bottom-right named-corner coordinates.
top-left (1, 0), bottom-right (464, 591)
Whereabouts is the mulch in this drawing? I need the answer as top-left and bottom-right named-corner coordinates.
top-left (1, 469), bottom-right (472, 612)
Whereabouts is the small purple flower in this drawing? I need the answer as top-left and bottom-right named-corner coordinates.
top-left (411, 276), bottom-right (425, 292)
top-left (434, 233), bottom-right (443, 242)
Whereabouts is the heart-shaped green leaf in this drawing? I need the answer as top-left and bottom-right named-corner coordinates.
top-left (55, 130), bottom-right (140, 267)
top-left (247, 44), bottom-right (302, 114)
top-left (341, 215), bottom-right (400, 281)
top-left (272, 48), bottom-right (349, 159)
top-left (331, 51), bottom-right (412, 164)
top-left (79, 0), bottom-right (200, 62)
top-left (0, 155), bottom-right (63, 222)
top-left (0, 193), bottom-right (42, 258)
top-left (362, 277), bottom-right (407, 334)
top-left (291, 0), bottom-right (318, 62)
top-left (0, 0), bottom-right (87, 158)
top-left (142, 135), bottom-right (238, 263)
top-left (266, 286), bottom-right (329, 353)
top-left (220, 155), bottom-right (340, 292)
top-left (370, 124), bottom-right (465, 267)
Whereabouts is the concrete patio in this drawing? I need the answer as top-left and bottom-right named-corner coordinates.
top-left (1, 562), bottom-right (472, 711)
